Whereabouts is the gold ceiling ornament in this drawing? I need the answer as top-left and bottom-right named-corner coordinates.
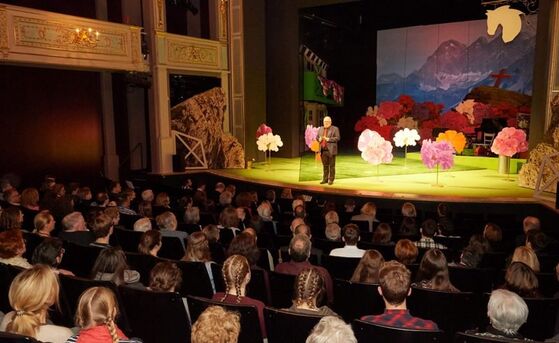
top-left (72, 27), bottom-right (99, 48)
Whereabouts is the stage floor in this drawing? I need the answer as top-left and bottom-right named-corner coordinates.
top-left (210, 153), bottom-right (539, 203)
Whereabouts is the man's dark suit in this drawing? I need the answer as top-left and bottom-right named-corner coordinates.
top-left (316, 125), bottom-right (340, 183)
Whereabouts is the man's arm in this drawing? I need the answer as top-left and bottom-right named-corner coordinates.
top-left (328, 126), bottom-right (340, 143)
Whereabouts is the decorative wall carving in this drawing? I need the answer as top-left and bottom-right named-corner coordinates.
top-left (157, 32), bottom-right (226, 71)
top-left (0, 4), bottom-right (147, 72)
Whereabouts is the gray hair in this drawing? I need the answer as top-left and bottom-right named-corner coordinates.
top-left (257, 202), bottom-right (272, 219)
top-left (219, 191), bottom-right (233, 206)
top-left (184, 206), bottom-right (201, 224)
top-left (306, 316), bottom-right (356, 343)
top-left (487, 289), bottom-right (528, 335)
top-left (156, 211), bottom-right (178, 230)
top-left (133, 218), bottom-right (152, 232)
top-left (325, 223), bottom-right (341, 241)
top-left (324, 211), bottom-right (339, 225)
top-left (61, 212), bottom-right (85, 231)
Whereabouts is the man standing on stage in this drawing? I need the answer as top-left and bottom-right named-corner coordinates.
top-left (317, 116), bottom-right (340, 185)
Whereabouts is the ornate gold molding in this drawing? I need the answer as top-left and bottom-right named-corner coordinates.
top-left (168, 41), bottom-right (218, 66)
top-left (157, 0), bottom-right (164, 30)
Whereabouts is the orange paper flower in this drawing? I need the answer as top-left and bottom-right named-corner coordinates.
top-left (310, 140), bottom-right (320, 153)
top-left (436, 130), bottom-right (466, 154)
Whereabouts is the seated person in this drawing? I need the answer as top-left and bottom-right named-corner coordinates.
top-left (148, 261), bottom-right (182, 293)
top-left (414, 219), bottom-right (446, 250)
top-left (203, 224), bottom-right (226, 264)
top-left (483, 223), bottom-right (504, 252)
top-left (191, 306), bottom-right (240, 343)
top-left (156, 211), bottom-right (188, 249)
top-left (138, 230), bottom-right (162, 257)
top-left (329, 224), bottom-right (365, 258)
top-left (511, 246), bottom-right (540, 273)
top-left (436, 203), bottom-right (455, 236)
top-left (350, 202), bottom-right (377, 232)
top-left (285, 268), bottom-right (337, 316)
top-left (394, 239), bottom-right (418, 266)
top-left (58, 212), bottom-right (94, 246)
top-left (133, 217), bottom-right (152, 232)
top-left (66, 287), bottom-right (142, 342)
top-left (306, 316), bottom-right (357, 343)
top-left (0, 229), bottom-right (32, 269)
top-left (414, 248), bottom-right (459, 292)
top-left (31, 237), bottom-right (74, 275)
top-left (350, 249), bottom-right (385, 284)
top-left (450, 243), bottom-right (483, 268)
top-left (89, 213), bottom-right (114, 248)
top-left (276, 234), bottom-right (333, 304)
top-left (372, 223), bottom-right (393, 245)
top-left (212, 255), bottom-right (266, 338)
top-left (361, 261), bottom-right (438, 330)
top-left (467, 289), bottom-right (529, 340)
top-left (501, 262), bottom-right (541, 298)
top-left (0, 265), bottom-right (73, 343)
top-left (325, 223), bottom-right (341, 242)
top-left (91, 247), bottom-right (141, 287)
top-left (32, 210), bottom-right (56, 238)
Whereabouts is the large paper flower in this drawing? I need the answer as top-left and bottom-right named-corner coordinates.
top-left (436, 130), bottom-right (466, 154)
top-left (357, 129), bottom-right (393, 165)
top-left (394, 128), bottom-right (420, 148)
top-left (397, 116), bottom-right (418, 129)
top-left (490, 127), bottom-right (528, 157)
top-left (256, 124), bottom-right (272, 139)
top-left (257, 133), bottom-right (283, 152)
top-left (309, 140), bottom-right (320, 153)
top-left (420, 139), bottom-right (455, 170)
top-left (305, 125), bottom-right (319, 149)
top-left (268, 134), bottom-right (283, 152)
top-left (456, 99), bottom-right (476, 124)
top-left (440, 111), bottom-right (469, 131)
top-left (378, 101), bottom-right (402, 120)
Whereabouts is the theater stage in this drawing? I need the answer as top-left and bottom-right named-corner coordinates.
top-left (210, 152), bottom-right (539, 203)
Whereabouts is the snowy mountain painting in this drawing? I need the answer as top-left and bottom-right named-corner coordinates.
top-left (376, 15), bottom-right (537, 110)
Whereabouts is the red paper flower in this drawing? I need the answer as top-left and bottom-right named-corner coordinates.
top-left (256, 123), bottom-right (272, 138)
top-left (440, 111), bottom-right (469, 131)
top-left (378, 101), bottom-right (402, 120)
top-left (398, 95), bottom-right (415, 116)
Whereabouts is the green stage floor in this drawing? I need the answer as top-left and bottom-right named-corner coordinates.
top-left (214, 153), bottom-right (536, 202)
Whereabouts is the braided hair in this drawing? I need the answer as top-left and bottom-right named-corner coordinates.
top-left (75, 287), bottom-right (121, 343)
top-left (293, 268), bottom-right (324, 309)
top-left (221, 255), bottom-right (250, 303)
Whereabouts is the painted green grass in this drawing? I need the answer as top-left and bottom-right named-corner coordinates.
top-left (298, 153), bottom-right (483, 182)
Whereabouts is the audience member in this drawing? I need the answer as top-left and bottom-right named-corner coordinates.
top-left (0, 206), bottom-right (24, 231)
top-left (0, 265), bottom-right (72, 343)
top-left (138, 230), bottom-right (162, 257)
top-left (516, 216), bottom-right (540, 247)
top-left (203, 224), bottom-right (226, 264)
top-left (511, 246), bottom-right (540, 272)
top-left (436, 203), bottom-right (455, 236)
top-left (350, 249), bottom-right (385, 284)
top-left (483, 223), bottom-right (504, 252)
top-left (468, 289), bottom-right (529, 340)
top-left (227, 231), bottom-right (260, 267)
top-left (372, 223), bottom-right (393, 245)
top-left (399, 216), bottom-right (418, 237)
top-left (90, 213), bottom-right (114, 248)
top-left (451, 243), bottom-right (483, 268)
top-left (91, 247), bottom-right (141, 287)
top-left (329, 224), bottom-right (365, 258)
top-left (31, 237), bottom-right (74, 275)
top-left (59, 212), bottom-right (94, 246)
top-left (191, 306), bottom-right (240, 343)
top-left (20, 187), bottom-right (40, 230)
top-left (361, 261), bottom-right (438, 330)
top-left (502, 262), bottom-right (540, 298)
top-left (156, 211), bottom-right (188, 249)
top-left (182, 231), bottom-right (212, 263)
top-left (133, 217), bottom-right (152, 232)
top-left (415, 248), bottom-right (459, 292)
top-left (148, 261), bottom-right (182, 293)
top-left (415, 219), bottom-right (446, 249)
top-left (286, 268), bottom-right (337, 316)
top-left (306, 316), bottom-right (357, 343)
top-left (325, 223), bottom-right (341, 241)
top-left (276, 234), bottom-right (333, 304)
top-left (219, 207), bottom-right (241, 245)
top-left (67, 286), bottom-right (142, 342)
top-left (350, 202), bottom-right (376, 232)
top-left (212, 255), bottom-right (267, 338)
top-left (394, 239), bottom-right (418, 265)
top-left (0, 229), bottom-right (32, 268)
top-left (33, 210), bottom-right (56, 238)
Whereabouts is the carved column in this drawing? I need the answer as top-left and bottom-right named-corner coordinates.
top-left (144, 0), bottom-right (174, 174)
top-left (218, 0), bottom-right (230, 133)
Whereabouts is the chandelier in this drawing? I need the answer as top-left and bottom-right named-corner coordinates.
top-left (72, 28), bottom-right (100, 48)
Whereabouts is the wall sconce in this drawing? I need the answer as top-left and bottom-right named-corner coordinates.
top-left (72, 27), bottom-right (100, 48)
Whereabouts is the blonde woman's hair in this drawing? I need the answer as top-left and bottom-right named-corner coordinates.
top-left (512, 246), bottom-right (540, 273)
top-left (191, 306), bottom-right (240, 343)
top-left (360, 202), bottom-right (377, 217)
top-left (6, 265), bottom-right (60, 338)
top-left (75, 287), bottom-right (121, 343)
top-left (401, 202), bottom-right (416, 217)
top-left (33, 210), bottom-right (54, 233)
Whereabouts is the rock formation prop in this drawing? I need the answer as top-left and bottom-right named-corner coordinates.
top-left (171, 87), bottom-right (245, 169)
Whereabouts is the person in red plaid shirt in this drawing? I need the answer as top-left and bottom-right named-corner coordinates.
top-left (361, 261), bottom-right (439, 330)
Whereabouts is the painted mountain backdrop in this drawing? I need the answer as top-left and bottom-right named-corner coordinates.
top-left (376, 16), bottom-right (537, 109)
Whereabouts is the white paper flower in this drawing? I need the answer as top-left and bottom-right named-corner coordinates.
top-left (257, 133), bottom-right (283, 152)
top-left (394, 128), bottom-right (421, 147)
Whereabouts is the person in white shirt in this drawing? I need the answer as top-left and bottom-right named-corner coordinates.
top-left (329, 224), bottom-right (365, 258)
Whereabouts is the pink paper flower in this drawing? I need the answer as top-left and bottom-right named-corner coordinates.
top-left (378, 101), bottom-right (402, 120)
top-left (304, 125), bottom-right (319, 149)
top-left (357, 129), bottom-right (393, 165)
top-left (490, 127), bottom-right (528, 157)
top-left (256, 124), bottom-right (272, 139)
top-left (420, 139), bottom-right (455, 170)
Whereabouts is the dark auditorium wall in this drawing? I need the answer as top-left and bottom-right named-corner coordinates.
top-left (0, 0), bottom-right (96, 18)
top-left (0, 66), bottom-right (104, 184)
